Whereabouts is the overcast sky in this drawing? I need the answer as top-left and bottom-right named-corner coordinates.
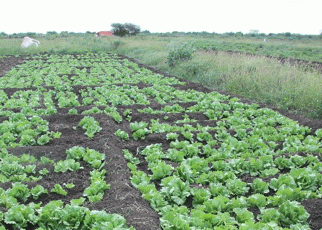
top-left (1, 0), bottom-right (321, 35)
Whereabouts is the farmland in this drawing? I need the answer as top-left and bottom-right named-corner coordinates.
top-left (0, 36), bottom-right (322, 229)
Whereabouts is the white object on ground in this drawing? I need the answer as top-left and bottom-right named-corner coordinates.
top-left (21, 36), bottom-right (40, 48)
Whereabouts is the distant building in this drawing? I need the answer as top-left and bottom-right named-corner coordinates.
top-left (95, 31), bottom-right (113, 36)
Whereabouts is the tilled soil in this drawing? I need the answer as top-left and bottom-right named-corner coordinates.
top-left (0, 54), bottom-right (322, 230)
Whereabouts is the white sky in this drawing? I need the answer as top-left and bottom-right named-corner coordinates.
top-left (1, 0), bottom-right (321, 35)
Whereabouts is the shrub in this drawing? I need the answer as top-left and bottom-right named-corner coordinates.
top-left (167, 42), bottom-right (195, 67)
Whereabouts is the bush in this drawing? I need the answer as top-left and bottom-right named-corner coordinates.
top-left (167, 42), bottom-right (195, 67)
top-left (110, 40), bottom-right (125, 49)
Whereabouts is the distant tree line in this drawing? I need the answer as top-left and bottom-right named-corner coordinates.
top-left (145, 31), bottom-right (322, 40)
top-left (0, 31), bottom-right (97, 39)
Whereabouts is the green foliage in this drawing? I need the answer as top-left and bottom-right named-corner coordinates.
top-left (132, 128), bottom-right (150, 140)
top-left (111, 23), bottom-right (141, 37)
top-left (37, 134), bottom-right (52, 145)
top-left (247, 193), bottom-right (267, 208)
top-left (166, 132), bottom-right (179, 141)
top-left (278, 201), bottom-right (310, 227)
top-left (83, 148), bottom-right (105, 169)
top-left (160, 176), bottom-right (190, 205)
top-left (54, 159), bottom-right (82, 173)
top-left (115, 129), bottom-right (130, 141)
top-left (66, 146), bottom-right (85, 160)
top-left (79, 116), bottom-right (102, 138)
top-left (233, 208), bottom-right (254, 223)
top-left (130, 121), bottom-right (148, 131)
top-left (51, 184), bottom-right (67, 196)
top-left (269, 175), bottom-right (297, 191)
top-left (84, 177), bottom-right (110, 202)
top-left (35, 200), bottom-right (133, 229)
top-left (109, 111), bottom-right (123, 123)
top-left (40, 156), bottom-right (54, 164)
top-left (8, 182), bottom-right (30, 202)
top-left (30, 185), bottom-right (48, 200)
top-left (225, 179), bottom-right (249, 196)
top-left (251, 178), bottom-right (269, 194)
top-left (122, 149), bottom-right (140, 165)
top-left (167, 42), bottom-right (195, 66)
top-left (191, 188), bottom-right (211, 207)
top-left (68, 108), bottom-right (78, 114)
top-left (4, 203), bottom-right (38, 228)
top-left (149, 161), bottom-right (173, 180)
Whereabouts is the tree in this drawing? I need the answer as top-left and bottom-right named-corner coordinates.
top-left (249, 29), bottom-right (259, 34)
top-left (124, 23), bottom-right (140, 36)
top-left (46, 31), bottom-right (58, 35)
top-left (111, 23), bottom-right (140, 37)
top-left (141, 30), bottom-right (151, 34)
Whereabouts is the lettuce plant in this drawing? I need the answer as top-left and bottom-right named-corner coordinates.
top-left (278, 201), bottom-right (309, 227)
top-left (31, 185), bottom-right (48, 200)
top-left (4, 203), bottom-right (38, 229)
top-left (37, 134), bottom-right (52, 145)
top-left (269, 175), bottom-right (297, 191)
top-left (166, 132), bottom-right (179, 141)
top-left (83, 179), bottom-right (110, 202)
top-left (115, 129), bottom-right (130, 141)
top-left (160, 176), bottom-right (190, 205)
top-left (191, 188), bottom-right (211, 207)
top-left (83, 148), bottom-right (105, 169)
top-left (247, 193), bottom-right (267, 208)
top-left (79, 116), bottom-right (102, 139)
top-left (8, 182), bottom-right (30, 202)
top-left (149, 161), bottom-right (174, 180)
top-left (66, 146), bottom-right (85, 160)
top-left (54, 159), bottom-right (82, 173)
top-left (51, 184), bottom-right (67, 196)
top-left (132, 128), bottom-right (150, 140)
top-left (251, 178), bottom-right (269, 194)
top-left (233, 208), bottom-right (254, 223)
top-left (39, 168), bottom-right (49, 175)
top-left (122, 149), bottom-right (140, 165)
top-left (225, 179), bottom-right (249, 196)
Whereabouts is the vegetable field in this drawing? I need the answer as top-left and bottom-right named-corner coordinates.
top-left (0, 52), bottom-right (322, 230)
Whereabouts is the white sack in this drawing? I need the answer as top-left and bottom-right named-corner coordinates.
top-left (21, 36), bottom-right (40, 48)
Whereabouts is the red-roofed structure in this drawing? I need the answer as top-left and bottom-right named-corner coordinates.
top-left (95, 31), bottom-right (113, 36)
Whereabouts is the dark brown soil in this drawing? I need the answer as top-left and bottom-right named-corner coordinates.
top-left (0, 55), bottom-right (25, 77)
top-left (0, 54), bottom-right (322, 230)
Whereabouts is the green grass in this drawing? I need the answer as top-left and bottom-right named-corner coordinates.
top-left (174, 50), bottom-right (322, 118)
top-left (0, 35), bottom-right (122, 56)
top-left (1, 34), bottom-right (322, 118)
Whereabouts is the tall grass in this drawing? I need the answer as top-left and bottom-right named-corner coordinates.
top-left (0, 36), bottom-right (123, 56)
top-left (173, 50), bottom-right (322, 118)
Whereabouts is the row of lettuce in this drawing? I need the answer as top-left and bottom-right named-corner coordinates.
top-left (1, 52), bottom-right (322, 229)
